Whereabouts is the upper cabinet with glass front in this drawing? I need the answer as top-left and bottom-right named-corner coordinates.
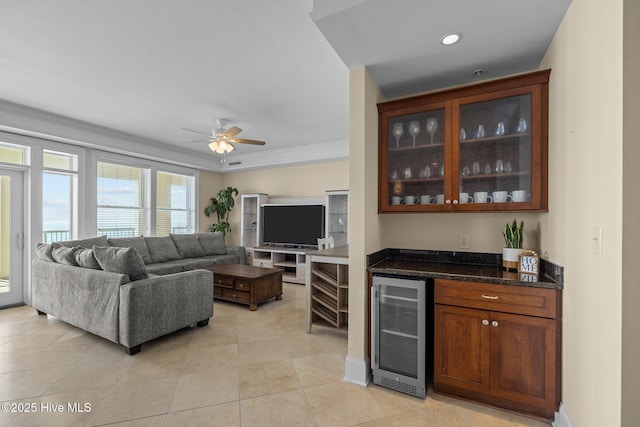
top-left (378, 70), bottom-right (550, 213)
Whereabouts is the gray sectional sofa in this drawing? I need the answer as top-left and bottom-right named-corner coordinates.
top-left (31, 232), bottom-right (246, 354)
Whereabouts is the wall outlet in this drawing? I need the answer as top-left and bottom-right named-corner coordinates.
top-left (459, 235), bottom-right (470, 249)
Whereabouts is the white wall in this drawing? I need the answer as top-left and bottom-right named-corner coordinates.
top-left (539, 0), bottom-right (624, 425)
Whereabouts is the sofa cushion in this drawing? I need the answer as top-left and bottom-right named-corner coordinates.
top-left (170, 234), bottom-right (206, 258)
top-left (144, 236), bottom-right (182, 263)
top-left (59, 235), bottom-right (109, 249)
top-left (204, 254), bottom-right (238, 265)
top-left (35, 243), bottom-right (56, 262)
top-left (51, 243), bottom-right (81, 266)
top-left (93, 246), bottom-right (149, 281)
top-left (145, 260), bottom-right (186, 275)
top-left (74, 248), bottom-right (102, 270)
top-left (197, 232), bottom-right (225, 255)
top-left (108, 237), bottom-right (152, 264)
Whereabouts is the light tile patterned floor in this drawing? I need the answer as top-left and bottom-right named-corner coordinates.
top-left (0, 283), bottom-right (550, 426)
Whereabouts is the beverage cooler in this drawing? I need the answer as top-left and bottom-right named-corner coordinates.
top-left (372, 275), bottom-right (427, 398)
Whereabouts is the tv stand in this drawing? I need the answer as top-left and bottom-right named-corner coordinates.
top-left (252, 246), bottom-right (307, 285)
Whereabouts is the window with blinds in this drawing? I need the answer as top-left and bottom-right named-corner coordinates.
top-left (156, 171), bottom-right (195, 236)
top-left (42, 150), bottom-right (78, 243)
top-left (97, 161), bottom-right (148, 238)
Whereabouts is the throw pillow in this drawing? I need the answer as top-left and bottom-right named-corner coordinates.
top-left (144, 236), bottom-right (182, 263)
top-left (93, 246), bottom-right (149, 281)
top-left (197, 232), bottom-right (226, 255)
top-left (51, 243), bottom-right (81, 266)
top-left (35, 243), bottom-right (56, 262)
top-left (170, 234), bottom-right (205, 258)
top-left (108, 237), bottom-right (152, 264)
top-left (74, 248), bottom-right (101, 270)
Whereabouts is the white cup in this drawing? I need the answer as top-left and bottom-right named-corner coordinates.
top-left (420, 195), bottom-right (435, 204)
top-left (391, 196), bottom-right (402, 205)
top-left (459, 192), bottom-right (473, 204)
top-left (512, 190), bottom-right (528, 203)
top-left (473, 191), bottom-right (493, 203)
top-left (436, 194), bottom-right (445, 204)
top-left (404, 196), bottom-right (418, 205)
top-left (492, 191), bottom-right (512, 203)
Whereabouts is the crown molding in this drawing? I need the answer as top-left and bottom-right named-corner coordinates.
top-left (217, 139), bottom-right (349, 173)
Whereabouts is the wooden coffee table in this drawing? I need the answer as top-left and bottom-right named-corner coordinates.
top-left (206, 264), bottom-right (283, 311)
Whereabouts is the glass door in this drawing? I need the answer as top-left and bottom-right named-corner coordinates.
top-left (0, 169), bottom-right (25, 307)
top-left (453, 87), bottom-right (539, 209)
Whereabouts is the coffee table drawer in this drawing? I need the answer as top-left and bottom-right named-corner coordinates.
top-left (214, 275), bottom-right (234, 288)
top-left (221, 288), bottom-right (250, 303)
top-left (235, 279), bottom-right (251, 291)
top-left (213, 286), bottom-right (224, 298)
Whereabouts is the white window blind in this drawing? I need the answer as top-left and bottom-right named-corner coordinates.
top-left (97, 161), bottom-right (147, 238)
top-left (156, 171), bottom-right (194, 236)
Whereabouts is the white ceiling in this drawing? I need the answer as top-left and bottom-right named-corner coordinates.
top-left (0, 0), bottom-right (571, 168)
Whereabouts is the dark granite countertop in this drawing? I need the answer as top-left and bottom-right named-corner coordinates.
top-left (367, 248), bottom-right (563, 290)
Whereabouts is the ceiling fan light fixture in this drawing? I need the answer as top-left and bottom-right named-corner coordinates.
top-left (209, 140), bottom-right (235, 154)
top-left (440, 33), bottom-right (461, 46)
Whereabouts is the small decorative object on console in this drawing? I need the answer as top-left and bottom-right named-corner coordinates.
top-left (518, 249), bottom-right (539, 276)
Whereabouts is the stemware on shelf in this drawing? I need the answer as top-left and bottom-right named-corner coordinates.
top-left (426, 118), bottom-right (438, 144)
top-left (408, 121), bottom-right (420, 147)
top-left (392, 122), bottom-right (404, 148)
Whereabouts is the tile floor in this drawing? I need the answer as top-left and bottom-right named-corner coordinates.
top-left (0, 283), bottom-right (550, 426)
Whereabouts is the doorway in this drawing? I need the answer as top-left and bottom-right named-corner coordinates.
top-left (0, 169), bottom-right (25, 307)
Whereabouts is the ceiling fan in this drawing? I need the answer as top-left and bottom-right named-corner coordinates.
top-left (182, 118), bottom-right (266, 156)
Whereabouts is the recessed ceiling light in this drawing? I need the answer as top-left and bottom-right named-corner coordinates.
top-left (440, 33), bottom-right (461, 46)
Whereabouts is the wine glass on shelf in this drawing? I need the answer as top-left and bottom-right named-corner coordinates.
top-left (426, 118), bottom-right (438, 144)
top-left (392, 122), bottom-right (404, 148)
top-left (408, 121), bottom-right (420, 146)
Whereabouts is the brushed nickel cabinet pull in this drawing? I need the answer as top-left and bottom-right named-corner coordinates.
top-left (481, 294), bottom-right (499, 300)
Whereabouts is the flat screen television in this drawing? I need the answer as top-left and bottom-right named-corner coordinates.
top-left (262, 204), bottom-right (325, 247)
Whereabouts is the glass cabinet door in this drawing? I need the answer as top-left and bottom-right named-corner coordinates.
top-left (454, 89), bottom-right (538, 209)
top-left (384, 105), bottom-right (449, 210)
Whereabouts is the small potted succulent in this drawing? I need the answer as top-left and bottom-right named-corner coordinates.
top-left (502, 219), bottom-right (524, 270)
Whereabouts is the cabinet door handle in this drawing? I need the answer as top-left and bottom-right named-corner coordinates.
top-left (445, 199), bottom-right (452, 204)
top-left (482, 319), bottom-right (489, 326)
top-left (452, 199), bottom-right (459, 205)
top-left (481, 294), bottom-right (499, 300)
top-left (492, 320), bottom-right (499, 327)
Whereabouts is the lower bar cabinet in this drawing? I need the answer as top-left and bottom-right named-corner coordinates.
top-left (433, 278), bottom-right (561, 419)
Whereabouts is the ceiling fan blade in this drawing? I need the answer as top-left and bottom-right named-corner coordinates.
top-left (184, 139), bottom-right (208, 144)
top-left (221, 126), bottom-right (242, 138)
top-left (234, 138), bottom-right (266, 146)
top-left (181, 127), bottom-right (210, 136)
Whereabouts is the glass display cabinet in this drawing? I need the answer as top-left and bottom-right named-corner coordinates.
top-left (378, 70), bottom-right (550, 213)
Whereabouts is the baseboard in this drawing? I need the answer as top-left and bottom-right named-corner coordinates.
top-left (343, 355), bottom-right (370, 387)
top-left (552, 404), bottom-right (574, 427)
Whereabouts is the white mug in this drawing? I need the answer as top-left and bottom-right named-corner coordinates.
top-left (512, 190), bottom-right (528, 203)
top-left (436, 194), bottom-right (445, 204)
top-left (404, 196), bottom-right (419, 205)
top-left (420, 195), bottom-right (435, 204)
top-left (459, 192), bottom-right (473, 204)
top-left (391, 196), bottom-right (402, 205)
top-left (473, 191), bottom-right (493, 203)
top-left (492, 191), bottom-right (512, 203)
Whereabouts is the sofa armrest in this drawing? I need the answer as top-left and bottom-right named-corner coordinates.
top-left (225, 245), bottom-right (247, 265)
top-left (118, 269), bottom-right (213, 348)
top-left (31, 259), bottom-right (129, 343)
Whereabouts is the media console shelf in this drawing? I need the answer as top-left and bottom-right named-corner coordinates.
top-left (252, 247), bottom-right (307, 284)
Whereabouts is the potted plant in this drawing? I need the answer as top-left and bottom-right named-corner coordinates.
top-left (204, 186), bottom-right (239, 237)
top-left (502, 219), bottom-right (524, 270)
